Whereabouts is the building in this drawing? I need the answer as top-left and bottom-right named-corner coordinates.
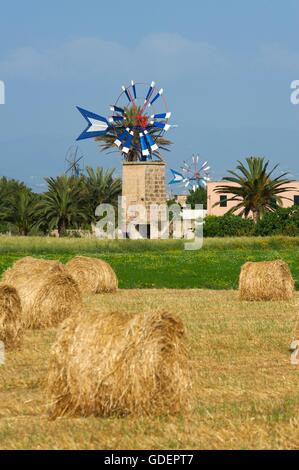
top-left (208, 181), bottom-right (299, 216)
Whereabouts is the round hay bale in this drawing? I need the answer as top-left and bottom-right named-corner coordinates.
top-left (239, 260), bottom-right (294, 301)
top-left (47, 309), bottom-right (191, 419)
top-left (0, 284), bottom-right (23, 350)
top-left (65, 256), bottom-right (118, 294)
top-left (3, 257), bottom-right (65, 280)
top-left (2, 258), bottom-right (82, 329)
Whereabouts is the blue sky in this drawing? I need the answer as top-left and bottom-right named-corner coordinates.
top-left (0, 0), bottom-right (299, 190)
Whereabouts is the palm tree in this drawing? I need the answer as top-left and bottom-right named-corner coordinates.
top-left (36, 176), bottom-right (87, 236)
top-left (215, 157), bottom-right (295, 223)
top-left (95, 106), bottom-right (172, 161)
top-left (0, 177), bottom-right (30, 225)
top-left (82, 166), bottom-right (121, 223)
top-left (9, 190), bottom-right (38, 236)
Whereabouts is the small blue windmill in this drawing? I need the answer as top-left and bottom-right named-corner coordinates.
top-left (169, 156), bottom-right (211, 192)
top-left (76, 81), bottom-right (175, 161)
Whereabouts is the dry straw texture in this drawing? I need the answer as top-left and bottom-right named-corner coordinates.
top-left (48, 309), bottom-right (191, 419)
top-left (66, 256), bottom-right (118, 294)
top-left (0, 284), bottom-right (23, 350)
top-left (239, 260), bottom-right (294, 301)
top-left (2, 257), bottom-right (82, 329)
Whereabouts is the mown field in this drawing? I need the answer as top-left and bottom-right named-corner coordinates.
top-left (0, 236), bottom-right (299, 289)
top-left (1, 289), bottom-right (299, 450)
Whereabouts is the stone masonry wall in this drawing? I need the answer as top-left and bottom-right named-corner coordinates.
top-left (122, 162), bottom-right (166, 224)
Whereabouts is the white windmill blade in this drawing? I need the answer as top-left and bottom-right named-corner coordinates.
top-left (200, 161), bottom-right (209, 171)
top-left (196, 155), bottom-right (199, 163)
top-left (185, 181), bottom-right (191, 188)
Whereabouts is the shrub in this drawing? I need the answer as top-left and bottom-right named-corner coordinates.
top-left (204, 215), bottom-right (255, 237)
top-left (255, 207), bottom-right (299, 237)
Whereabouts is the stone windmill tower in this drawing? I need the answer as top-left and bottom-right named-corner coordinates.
top-left (76, 80), bottom-right (174, 237)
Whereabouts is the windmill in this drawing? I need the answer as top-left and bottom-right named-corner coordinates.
top-left (169, 156), bottom-right (211, 192)
top-left (76, 81), bottom-right (175, 161)
top-left (65, 145), bottom-right (84, 177)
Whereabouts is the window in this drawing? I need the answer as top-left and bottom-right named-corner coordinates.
top-left (294, 195), bottom-right (299, 206)
top-left (220, 195), bottom-right (228, 208)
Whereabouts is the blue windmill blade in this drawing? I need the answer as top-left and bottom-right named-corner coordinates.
top-left (114, 127), bottom-right (131, 148)
top-left (131, 80), bottom-right (137, 99)
top-left (76, 107), bottom-right (110, 141)
top-left (150, 121), bottom-right (171, 132)
top-left (110, 105), bottom-right (125, 115)
top-left (169, 169), bottom-right (184, 185)
top-left (151, 112), bottom-right (171, 120)
top-left (109, 116), bottom-right (124, 123)
top-left (145, 81), bottom-right (156, 102)
top-left (122, 131), bottom-right (135, 154)
top-left (149, 88), bottom-right (164, 107)
top-left (143, 130), bottom-right (158, 152)
top-left (122, 85), bottom-right (132, 103)
top-left (139, 132), bottom-right (150, 157)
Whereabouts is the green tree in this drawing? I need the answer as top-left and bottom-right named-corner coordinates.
top-left (9, 190), bottom-right (38, 236)
top-left (82, 166), bottom-right (121, 223)
top-left (36, 176), bottom-right (87, 236)
top-left (0, 177), bottom-right (35, 234)
top-left (186, 187), bottom-right (207, 209)
top-left (215, 157), bottom-right (294, 223)
top-left (95, 106), bottom-right (172, 162)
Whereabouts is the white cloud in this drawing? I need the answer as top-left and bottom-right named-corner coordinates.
top-left (0, 33), bottom-right (229, 81)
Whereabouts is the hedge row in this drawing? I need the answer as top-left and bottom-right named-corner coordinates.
top-left (203, 207), bottom-right (299, 237)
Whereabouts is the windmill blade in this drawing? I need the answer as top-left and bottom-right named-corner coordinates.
top-left (169, 169), bottom-right (184, 185)
top-left (114, 127), bottom-right (131, 148)
top-left (182, 162), bottom-right (191, 171)
top-left (122, 131), bottom-right (134, 154)
top-left (144, 130), bottom-right (158, 152)
top-left (65, 154), bottom-right (84, 177)
top-left (185, 181), bottom-right (191, 188)
top-left (150, 121), bottom-right (171, 132)
top-left (151, 112), bottom-right (171, 120)
top-left (76, 107), bottom-right (110, 141)
top-left (199, 161), bottom-right (208, 171)
top-left (109, 116), bottom-right (124, 123)
top-left (131, 80), bottom-right (137, 99)
top-left (140, 132), bottom-right (150, 157)
top-left (122, 85), bottom-right (132, 103)
top-left (110, 105), bottom-right (125, 115)
top-left (149, 88), bottom-right (164, 107)
top-left (145, 81), bottom-right (156, 102)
